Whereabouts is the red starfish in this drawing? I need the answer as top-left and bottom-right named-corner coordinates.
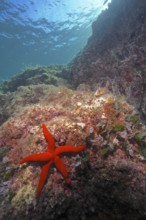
top-left (20, 124), bottom-right (85, 198)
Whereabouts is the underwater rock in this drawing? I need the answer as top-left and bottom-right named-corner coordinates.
top-left (0, 86), bottom-right (146, 220)
top-left (0, 84), bottom-right (57, 125)
top-left (67, 0), bottom-right (146, 120)
top-left (0, 65), bottom-right (68, 93)
top-left (0, 81), bottom-right (72, 126)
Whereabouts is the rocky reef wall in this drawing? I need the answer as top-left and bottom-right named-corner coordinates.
top-left (69, 0), bottom-right (146, 120)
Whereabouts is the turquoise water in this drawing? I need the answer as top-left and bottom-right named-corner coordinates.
top-left (0, 0), bottom-right (111, 82)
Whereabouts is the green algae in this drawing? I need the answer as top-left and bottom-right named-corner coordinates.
top-left (121, 141), bottom-right (127, 151)
top-left (8, 189), bottom-right (16, 200)
top-left (138, 146), bottom-right (146, 158)
top-left (113, 123), bottom-right (125, 132)
top-left (134, 132), bottom-right (146, 142)
top-left (83, 153), bottom-right (90, 162)
top-left (3, 168), bottom-right (15, 181)
top-left (129, 114), bottom-right (142, 128)
top-left (101, 146), bottom-right (115, 158)
top-left (0, 147), bottom-right (8, 161)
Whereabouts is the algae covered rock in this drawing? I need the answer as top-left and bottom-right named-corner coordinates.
top-left (0, 65), bottom-right (69, 93)
top-left (0, 85), bottom-right (146, 220)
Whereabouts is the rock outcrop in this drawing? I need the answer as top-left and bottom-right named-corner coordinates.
top-left (68, 0), bottom-right (146, 120)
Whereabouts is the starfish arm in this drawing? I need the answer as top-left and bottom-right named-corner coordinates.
top-left (42, 124), bottom-right (55, 150)
top-left (54, 156), bottom-right (71, 184)
top-left (36, 160), bottom-right (53, 198)
top-left (55, 144), bottom-right (86, 155)
top-left (19, 152), bottom-right (53, 164)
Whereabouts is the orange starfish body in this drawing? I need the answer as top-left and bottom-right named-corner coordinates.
top-left (20, 124), bottom-right (85, 198)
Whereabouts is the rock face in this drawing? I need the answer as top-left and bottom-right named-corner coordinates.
top-left (69, 0), bottom-right (146, 120)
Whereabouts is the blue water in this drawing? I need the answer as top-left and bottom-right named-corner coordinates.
top-left (0, 0), bottom-right (111, 82)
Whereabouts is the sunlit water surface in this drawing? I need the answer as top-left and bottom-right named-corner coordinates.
top-left (0, 0), bottom-right (111, 82)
